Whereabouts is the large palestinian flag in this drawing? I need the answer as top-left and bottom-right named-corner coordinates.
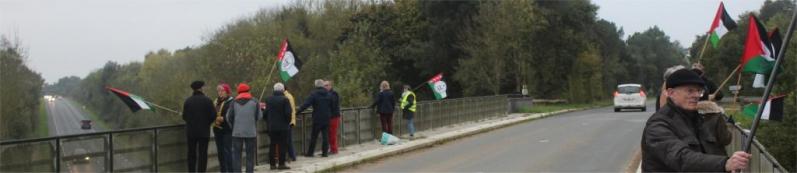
top-left (277, 39), bottom-right (303, 82)
top-left (427, 73), bottom-right (448, 100)
top-left (740, 15), bottom-right (775, 75)
top-left (743, 95), bottom-right (785, 121)
top-left (107, 87), bottom-right (154, 112)
top-left (708, 2), bottom-right (737, 47)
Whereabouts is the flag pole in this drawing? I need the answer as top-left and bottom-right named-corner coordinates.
top-left (742, 3), bottom-right (797, 156)
top-left (258, 58), bottom-right (280, 101)
top-left (709, 65), bottom-right (741, 101)
top-left (696, 32), bottom-right (712, 63)
top-left (411, 82), bottom-right (427, 91)
top-left (144, 101), bottom-right (181, 114)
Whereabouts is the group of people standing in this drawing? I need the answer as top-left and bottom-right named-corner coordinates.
top-left (182, 79), bottom-right (340, 172)
top-left (180, 79), bottom-right (417, 172)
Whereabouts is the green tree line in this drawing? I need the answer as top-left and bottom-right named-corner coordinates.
top-left (0, 36), bottom-right (45, 141)
top-left (44, 0), bottom-right (685, 129)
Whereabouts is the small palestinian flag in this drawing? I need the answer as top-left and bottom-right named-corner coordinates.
top-left (427, 73), bottom-right (448, 100)
top-left (743, 95), bottom-right (785, 121)
top-left (708, 2), bottom-right (737, 48)
top-left (277, 39), bottom-right (303, 82)
top-left (107, 87), bottom-right (154, 112)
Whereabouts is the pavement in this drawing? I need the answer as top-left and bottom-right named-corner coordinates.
top-left (253, 104), bottom-right (652, 172)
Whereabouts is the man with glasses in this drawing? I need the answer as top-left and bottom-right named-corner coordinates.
top-left (641, 69), bottom-right (750, 172)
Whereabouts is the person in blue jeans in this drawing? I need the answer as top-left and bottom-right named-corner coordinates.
top-left (400, 85), bottom-right (416, 137)
top-left (213, 83), bottom-right (234, 172)
top-left (226, 83), bottom-right (262, 173)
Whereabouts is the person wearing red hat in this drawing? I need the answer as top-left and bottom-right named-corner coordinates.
top-left (226, 83), bottom-right (262, 173)
top-left (212, 83), bottom-right (233, 173)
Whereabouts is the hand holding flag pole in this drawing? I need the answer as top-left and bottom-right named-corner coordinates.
top-left (740, 3), bottom-right (797, 172)
top-left (710, 64), bottom-right (741, 101)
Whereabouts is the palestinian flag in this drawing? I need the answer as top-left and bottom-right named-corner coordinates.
top-left (753, 28), bottom-right (784, 88)
top-left (427, 73), bottom-right (448, 100)
top-left (708, 2), bottom-right (737, 47)
top-left (740, 15), bottom-right (775, 75)
top-left (277, 39), bottom-right (302, 82)
top-left (107, 87), bottom-right (154, 112)
top-left (743, 95), bottom-right (785, 121)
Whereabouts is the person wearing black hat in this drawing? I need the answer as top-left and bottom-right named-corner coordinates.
top-left (641, 69), bottom-right (750, 172)
top-left (182, 80), bottom-right (216, 172)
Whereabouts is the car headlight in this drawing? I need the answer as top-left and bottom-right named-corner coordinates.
top-left (84, 156), bottom-right (90, 161)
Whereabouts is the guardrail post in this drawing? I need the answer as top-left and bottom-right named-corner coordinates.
top-left (54, 138), bottom-right (61, 172)
top-left (109, 133), bottom-right (114, 172)
top-left (397, 110), bottom-right (402, 137)
top-left (301, 115), bottom-right (306, 155)
top-left (356, 110), bottom-right (361, 145)
top-left (153, 129), bottom-right (159, 172)
top-left (340, 114), bottom-right (345, 148)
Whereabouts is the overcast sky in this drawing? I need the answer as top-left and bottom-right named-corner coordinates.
top-left (0, 0), bottom-right (770, 83)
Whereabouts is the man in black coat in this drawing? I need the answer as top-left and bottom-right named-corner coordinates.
top-left (641, 69), bottom-right (749, 172)
top-left (265, 83), bottom-right (292, 170)
top-left (297, 79), bottom-right (334, 157)
top-left (182, 80), bottom-right (216, 172)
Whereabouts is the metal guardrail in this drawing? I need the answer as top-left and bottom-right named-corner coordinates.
top-left (727, 123), bottom-right (789, 173)
top-left (1, 95), bottom-right (509, 172)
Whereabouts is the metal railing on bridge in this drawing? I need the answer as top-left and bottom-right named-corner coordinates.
top-left (726, 123), bottom-right (789, 173)
top-left (1, 95), bottom-right (508, 172)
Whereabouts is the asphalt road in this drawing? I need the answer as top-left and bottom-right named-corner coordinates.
top-left (46, 97), bottom-right (98, 136)
top-left (347, 104), bottom-right (653, 172)
top-left (45, 97), bottom-right (106, 172)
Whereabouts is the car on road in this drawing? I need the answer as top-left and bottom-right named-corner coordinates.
top-left (80, 120), bottom-right (92, 130)
top-left (613, 84), bottom-right (646, 112)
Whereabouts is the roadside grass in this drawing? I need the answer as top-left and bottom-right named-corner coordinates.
top-left (521, 100), bottom-right (613, 113)
top-left (36, 99), bottom-right (49, 137)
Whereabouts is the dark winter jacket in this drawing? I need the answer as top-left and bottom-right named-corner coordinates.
top-left (265, 91), bottom-right (292, 131)
top-left (641, 100), bottom-right (729, 172)
top-left (297, 87), bottom-right (334, 125)
top-left (371, 90), bottom-right (395, 114)
top-left (182, 91), bottom-right (216, 138)
top-left (329, 89), bottom-right (341, 117)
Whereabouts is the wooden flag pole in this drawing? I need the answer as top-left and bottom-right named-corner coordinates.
top-left (411, 82), bottom-right (427, 92)
top-left (258, 58), bottom-right (280, 101)
top-left (144, 101), bottom-right (181, 114)
top-left (696, 32), bottom-right (712, 63)
top-left (741, 1), bottom-right (797, 159)
top-left (710, 65), bottom-right (742, 101)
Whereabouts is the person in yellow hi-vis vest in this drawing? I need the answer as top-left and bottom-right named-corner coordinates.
top-left (400, 85), bottom-right (416, 138)
top-left (283, 89), bottom-right (297, 161)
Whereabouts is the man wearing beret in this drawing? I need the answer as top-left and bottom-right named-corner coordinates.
top-left (641, 69), bottom-right (750, 172)
top-left (182, 80), bottom-right (216, 172)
